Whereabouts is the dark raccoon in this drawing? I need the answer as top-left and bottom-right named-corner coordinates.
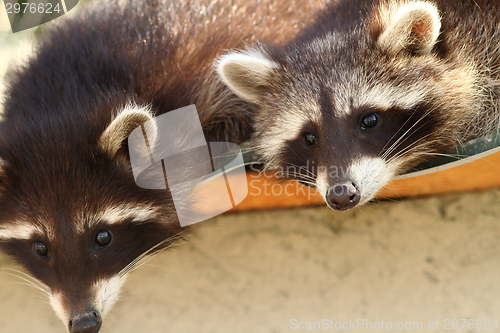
top-left (218, 0), bottom-right (500, 211)
top-left (0, 0), bottom-right (326, 332)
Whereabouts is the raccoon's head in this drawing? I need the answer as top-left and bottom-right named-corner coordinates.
top-left (0, 105), bottom-right (183, 332)
top-left (218, 1), bottom-right (478, 210)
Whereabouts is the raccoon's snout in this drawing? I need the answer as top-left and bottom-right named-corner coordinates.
top-left (69, 310), bottom-right (102, 333)
top-left (326, 182), bottom-right (360, 211)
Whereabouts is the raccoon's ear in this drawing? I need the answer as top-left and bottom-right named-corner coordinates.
top-left (99, 104), bottom-right (157, 158)
top-left (217, 49), bottom-right (278, 104)
top-left (376, 2), bottom-right (441, 55)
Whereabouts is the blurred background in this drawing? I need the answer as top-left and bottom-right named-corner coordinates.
top-left (1, 1), bottom-right (500, 332)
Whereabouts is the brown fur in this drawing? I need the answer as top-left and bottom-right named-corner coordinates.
top-left (0, 0), bottom-right (328, 331)
top-left (217, 0), bottom-right (500, 209)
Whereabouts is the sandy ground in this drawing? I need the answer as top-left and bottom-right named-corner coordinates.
top-left (2, 4), bottom-right (500, 333)
top-left (2, 189), bottom-right (500, 333)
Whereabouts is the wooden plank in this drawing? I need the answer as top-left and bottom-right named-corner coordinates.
top-left (225, 149), bottom-right (500, 212)
top-left (377, 148), bottom-right (500, 198)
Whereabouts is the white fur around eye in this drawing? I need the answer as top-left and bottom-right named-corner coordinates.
top-left (0, 223), bottom-right (43, 240)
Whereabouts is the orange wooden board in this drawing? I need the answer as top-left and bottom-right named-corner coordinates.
top-left (225, 149), bottom-right (500, 212)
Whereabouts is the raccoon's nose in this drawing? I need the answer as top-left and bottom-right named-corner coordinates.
top-left (326, 182), bottom-right (360, 211)
top-left (69, 311), bottom-right (102, 333)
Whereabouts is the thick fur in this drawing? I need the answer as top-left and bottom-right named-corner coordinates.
top-left (218, 0), bottom-right (500, 209)
top-left (0, 0), bottom-right (327, 331)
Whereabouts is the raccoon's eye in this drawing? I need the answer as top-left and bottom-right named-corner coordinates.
top-left (95, 230), bottom-right (112, 248)
top-left (303, 133), bottom-right (317, 147)
top-left (361, 113), bottom-right (379, 130)
top-left (33, 242), bottom-right (48, 258)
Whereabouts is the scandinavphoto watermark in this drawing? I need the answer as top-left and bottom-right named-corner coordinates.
top-left (290, 318), bottom-right (499, 330)
top-left (246, 162), bottom-right (354, 200)
top-left (246, 164), bottom-right (321, 200)
top-left (128, 105), bottom-right (248, 227)
top-left (127, 104), bottom-right (335, 227)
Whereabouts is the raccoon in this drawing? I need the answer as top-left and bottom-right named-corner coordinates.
top-left (0, 0), bottom-right (326, 332)
top-left (217, 0), bottom-right (500, 211)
